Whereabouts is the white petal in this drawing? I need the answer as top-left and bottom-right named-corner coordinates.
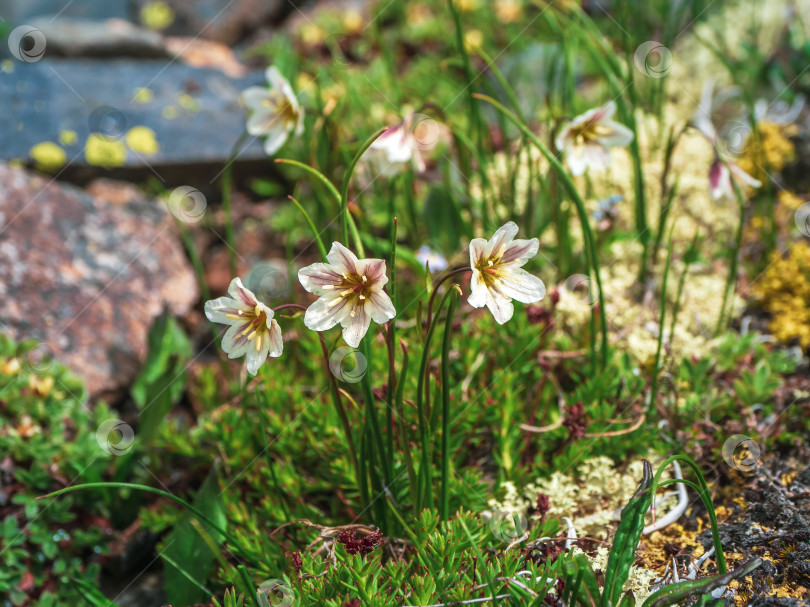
top-left (298, 262), bottom-right (345, 295)
top-left (554, 123), bottom-right (574, 153)
top-left (227, 277), bottom-right (258, 307)
top-left (266, 319), bottom-right (284, 358)
top-left (326, 242), bottom-right (360, 275)
top-left (358, 258), bottom-right (388, 290)
top-left (468, 237), bottom-right (488, 268)
top-left (565, 143), bottom-right (589, 176)
top-left (222, 323), bottom-right (252, 359)
top-left (582, 144), bottom-right (610, 173)
top-left (245, 336), bottom-right (270, 376)
top-left (485, 288), bottom-right (514, 324)
top-left (204, 296), bottom-right (246, 325)
top-left (245, 109), bottom-right (278, 136)
top-left (729, 162), bottom-right (762, 189)
top-left (241, 86), bottom-right (270, 111)
top-left (486, 222), bottom-right (518, 257)
top-left (262, 126), bottom-right (290, 156)
top-left (500, 237), bottom-right (539, 266)
top-left (497, 268), bottom-right (546, 304)
top-left (467, 270), bottom-right (488, 308)
top-left (304, 297), bottom-right (350, 332)
top-left (598, 121), bottom-right (634, 147)
top-left (341, 303), bottom-right (371, 348)
top-left (367, 291), bottom-right (396, 323)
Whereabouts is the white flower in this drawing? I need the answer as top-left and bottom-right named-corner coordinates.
top-left (468, 221), bottom-right (546, 324)
top-left (298, 242), bottom-right (396, 347)
top-left (204, 277), bottom-right (283, 375)
top-left (361, 115), bottom-right (427, 177)
top-left (241, 66), bottom-right (304, 156)
top-left (555, 101), bottom-right (634, 176)
top-left (416, 245), bottom-right (448, 271)
top-left (708, 157), bottom-right (761, 201)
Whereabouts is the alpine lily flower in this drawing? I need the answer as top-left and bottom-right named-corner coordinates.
top-left (299, 242), bottom-right (396, 347)
top-left (555, 101), bottom-right (634, 176)
top-left (416, 245), bottom-right (449, 272)
top-left (362, 114), bottom-right (428, 177)
top-left (204, 277), bottom-right (283, 375)
top-left (241, 66), bottom-right (304, 156)
top-left (691, 79), bottom-right (762, 200)
top-left (468, 222), bottom-right (546, 324)
top-left (708, 157), bottom-right (761, 200)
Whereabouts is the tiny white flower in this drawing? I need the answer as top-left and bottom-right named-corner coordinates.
top-left (204, 277), bottom-right (283, 375)
top-left (361, 115), bottom-right (427, 177)
top-left (468, 222), bottom-right (546, 324)
top-left (555, 101), bottom-right (634, 176)
top-left (708, 157), bottom-right (761, 201)
top-left (416, 245), bottom-right (448, 272)
top-left (299, 242), bottom-right (396, 347)
top-left (241, 66), bottom-right (304, 156)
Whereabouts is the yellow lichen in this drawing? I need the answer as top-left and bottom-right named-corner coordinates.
top-left (58, 130), bottom-right (77, 146)
top-left (0, 358), bottom-right (21, 376)
top-left (29, 142), bottom-right (67, 171)
top-left (84, 134), bottom-right (127, 169)
top-left (133, 87), bottom-right (154, 104)
top-left (176, 93), bottom-right (201, 113)
top-left (140, 1), bottom-right (174, 30)
top-left (752, 242), bottom-right (810, 347)
top-left (125, 126), bottom-right (160, 155)
top-left (737, 121), bottom-right (796, 182)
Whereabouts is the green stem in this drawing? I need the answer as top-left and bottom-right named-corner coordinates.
top-left (222, 131), bottom-right (249, 277)
top-left (341, 128), bottom-right (387, 249)
top-left (38, 483), bottom-right (259, 567)
top-left (440, 288), bottom-right (459, 520)
top-left (475, 93), bottom-right (609, 367)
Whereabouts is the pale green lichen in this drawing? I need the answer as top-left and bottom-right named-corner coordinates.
top-left (133, 87), bottom-right (154, 104)
top-left (58, 130), bottom-right (77, 146)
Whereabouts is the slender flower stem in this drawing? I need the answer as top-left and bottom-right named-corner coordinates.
top-left (222, 131), bottom-right (249, 277)
top-left (273, 303), bottom-right (358, 471)
top-left (340, 128), bottom-right (388, 248)
top-left (425, 267), bottom-right (472, 332)
top-left (440, 288), bottom-right (460, 521)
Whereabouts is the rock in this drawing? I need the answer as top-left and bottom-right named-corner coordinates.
top-left (26, 17), bottom-right (169, 58)
top-left (0, 0), bottom-right (130, 24)
top-left (131, 0), bottom-right (286, 45)
top-left (0, 59), bottom-right (266, 176)
top-left (0, 164), bottom-right (198, 399)
top-left (164, 37), bottom-right (248, 78)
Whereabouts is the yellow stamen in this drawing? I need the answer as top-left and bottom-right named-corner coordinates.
top-left (487, 260), bottom-right (494, 267)
top-left (246, 330), bottom-right (258, 340)
top-left (226, 313), bottom-right (243, 321)
top-left (255, 335), bottom-right (262, 351)
top-left (339, 288), bottom-right (354, 297)
top-left (328, 298), bottom-right (343, 308)
top-left (359, 294), bottom-right (365, 300)
top-left (361, 275), bottom-right (367, 283)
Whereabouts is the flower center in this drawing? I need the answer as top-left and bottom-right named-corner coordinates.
top-left (329, 273), bottom-right (373, 317)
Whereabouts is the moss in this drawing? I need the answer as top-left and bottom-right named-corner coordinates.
top-left (140, 0), bottom-right (175, 30)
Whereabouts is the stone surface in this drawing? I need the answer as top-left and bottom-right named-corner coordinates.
top-left (0, 0), bottom-right (130, 24)
top-left (0, 164), bottom-right (198, 399)
top-left (0, 59), bottom-right (266, 172)
top-left (27, 17), bottom-right (169, 58)
top-left (131, 0), bottom-right (286, 45)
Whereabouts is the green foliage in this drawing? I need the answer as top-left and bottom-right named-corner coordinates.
top-left (0, 334), bottom-right (114, 606)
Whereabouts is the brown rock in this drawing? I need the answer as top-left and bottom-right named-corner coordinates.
top-left (0, 165), bottom-right (198, 400)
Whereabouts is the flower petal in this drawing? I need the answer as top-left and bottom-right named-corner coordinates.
top-left (304, 297), bottom-right (350, 332)
top-left (729, 162), bottom-right (762, 189)
top-left (485, 288), bottom-right (514, 324)
top-left (266, 318), bottom-right (284, 358)
top-left (222, 323), bottom-right (252, 359)
top-left (497, 267), bottom-right (546, 304)
top-left (500, 237), bottom-right (539, 266)
top-left (359, 258), bottom-right (388, 290)
top-left (485, 222), bottom-right (518, 258)
top-left (299, 262), bottom-right (346, 295)
top-left (326, 242), bottom-right (360, 275)
top-left (565, 143), bottom-right (589, 176)
top-left (468, 270), bottom-right (488, 308)
top-left (262, 126), bottom-right (290, 156)
top-left (227, 277), bottom-right (258, 307)
top-left (341, 303), bottom-right (371, 347)
top-left (598, 121), bottom-right (634, 147)
top-left (468, 237), bottom-right (488, 268)
top-left (241, 86), bottom-right (270, 110)
top-left (367, 291), bottom-right (396, 323)
top-left (204, 296), bottom-right (246, 325)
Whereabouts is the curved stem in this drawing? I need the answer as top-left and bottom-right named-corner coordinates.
top-left (341, 128), bottom-right (387, 247)
top-left (425, 267), bottom-right (472, 333)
